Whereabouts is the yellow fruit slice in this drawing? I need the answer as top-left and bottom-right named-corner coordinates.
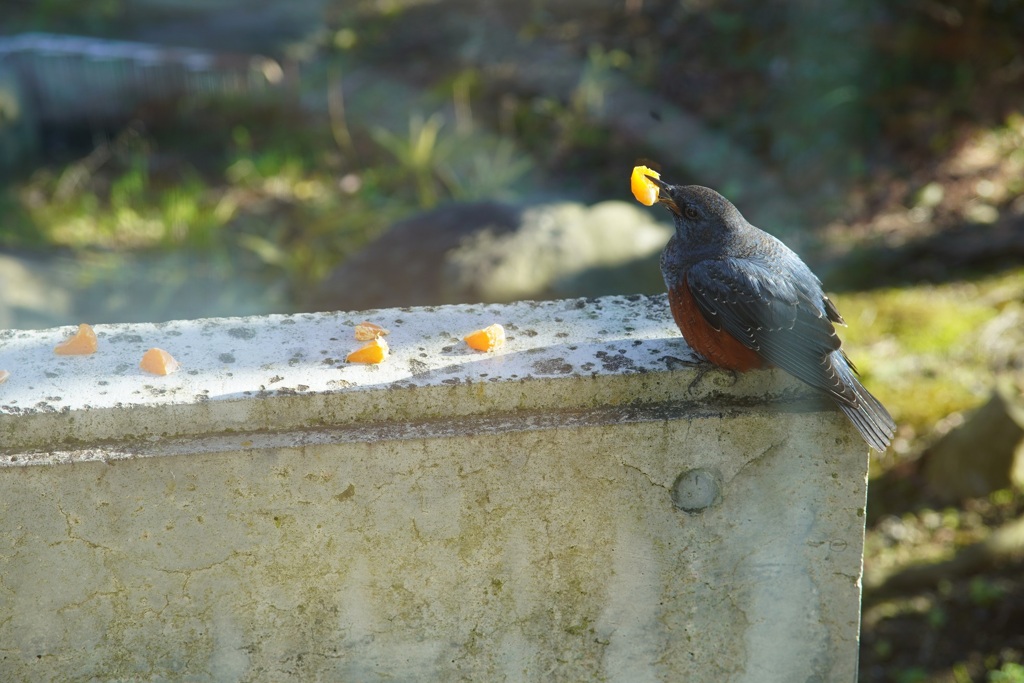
top-left (140, 348), bottom-right (180, 376)
top-left (630, 165), bottom-right (661, 206)
top-left (354, 321), bottom-right (390, 341)
top-left (54, 323), bottom-right (98, 355)
top-left (347, 337), bottom-right (389, 364)
top-left (464, 323), bottom-right (505, 352)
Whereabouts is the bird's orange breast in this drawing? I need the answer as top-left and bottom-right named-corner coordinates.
top-left (668, 281), bottom-right (766, 372)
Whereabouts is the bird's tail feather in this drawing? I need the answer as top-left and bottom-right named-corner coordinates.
top-left (834, 362), bottom-right (896, 452)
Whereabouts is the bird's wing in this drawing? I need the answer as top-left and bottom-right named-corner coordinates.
top-left (685, 258), bottom-right (859, 406)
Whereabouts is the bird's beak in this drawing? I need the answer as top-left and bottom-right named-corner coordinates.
top-left (649, 176), bottom-right (679, 214)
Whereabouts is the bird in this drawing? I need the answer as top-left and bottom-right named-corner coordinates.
top-left (646, 178), bottom-right (895, 452)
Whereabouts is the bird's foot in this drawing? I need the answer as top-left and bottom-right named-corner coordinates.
top-left (659, 354), bottom-right (701, 371)
top-left (660, 355), bottom-right (739, 394)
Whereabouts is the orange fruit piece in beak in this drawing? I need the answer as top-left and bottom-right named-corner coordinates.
top-left (630, 165), bottom-right (660, 206)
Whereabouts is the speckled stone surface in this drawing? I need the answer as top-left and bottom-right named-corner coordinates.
top-left (0, 294), bottom-right (813, 458)
top-left (0, 295), bottom-right (868, 682)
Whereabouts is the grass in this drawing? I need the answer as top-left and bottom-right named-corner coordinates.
top-left (2, 98), bottom-right (410, 298)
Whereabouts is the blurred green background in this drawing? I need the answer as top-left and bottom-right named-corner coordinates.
top-left (2, 1), bottom-right (1024, 680)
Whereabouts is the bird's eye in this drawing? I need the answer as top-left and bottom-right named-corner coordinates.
top-left (683, 204), bottom-right (700, 220)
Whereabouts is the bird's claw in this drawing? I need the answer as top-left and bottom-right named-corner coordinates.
top-left (660, 354), bottom-right (701, 371)
top-left (661, 357), bottom-right (738, 395)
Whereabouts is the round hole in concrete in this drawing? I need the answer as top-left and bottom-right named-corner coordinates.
top-left (671, 468), bottom-right (721, 513)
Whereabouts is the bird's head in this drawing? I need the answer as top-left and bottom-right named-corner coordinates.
top-left (649, 179), bottom-right (744, 245)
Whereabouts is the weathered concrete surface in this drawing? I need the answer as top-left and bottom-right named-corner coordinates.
top-left (0, 295), bottom-right (868, 682)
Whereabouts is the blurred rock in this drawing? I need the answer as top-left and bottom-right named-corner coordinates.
top-left (308, 200), bottom-right (672, 311)
top-left (981, 297), bottom-right (1024, 373)
top-left (922, 380), bottom-right (1024, 502)
top-left (0, 33), bottom-right (285, 169)
top-left (0, 33), bottom-right (283, 124)
top-left (127, 0), bottom-right (326, 53)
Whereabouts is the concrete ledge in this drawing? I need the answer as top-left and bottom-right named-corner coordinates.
top-left (0, 295), bottom-right (868, 681)
top-left (2, 295), bottom-right (816, 457)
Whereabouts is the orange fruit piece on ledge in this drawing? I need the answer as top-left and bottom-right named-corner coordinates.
top-left (354, 321), bottom-right (390, 341)
top-left (54, 323), bottom-right (98, 355)
top-left (464, 323), bottom-right (505, 352)
top-left (347, 337), bottom-right (389, 364)
top-left (140, 348), bottom-right (180, 376)
top-left (630, 165), bottom-right (661, 206)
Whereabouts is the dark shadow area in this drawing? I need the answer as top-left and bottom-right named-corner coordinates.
top-left (861, 559), bottom-right (1024, 682)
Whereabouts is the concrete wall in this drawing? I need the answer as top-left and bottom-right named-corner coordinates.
top-left (0, 295), bottom-right (868, 682)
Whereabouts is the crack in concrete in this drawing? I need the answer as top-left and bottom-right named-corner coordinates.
top-left (55, 589), bottom-right (121, 615)
top-left (150, 550), bottom-right (243, 577)
top-left (618, 460), bottom-right (669, 491)
top-left (55, 501), bottom-right (117, 554)
top-left (728, 437), bottom-right (786, 488)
